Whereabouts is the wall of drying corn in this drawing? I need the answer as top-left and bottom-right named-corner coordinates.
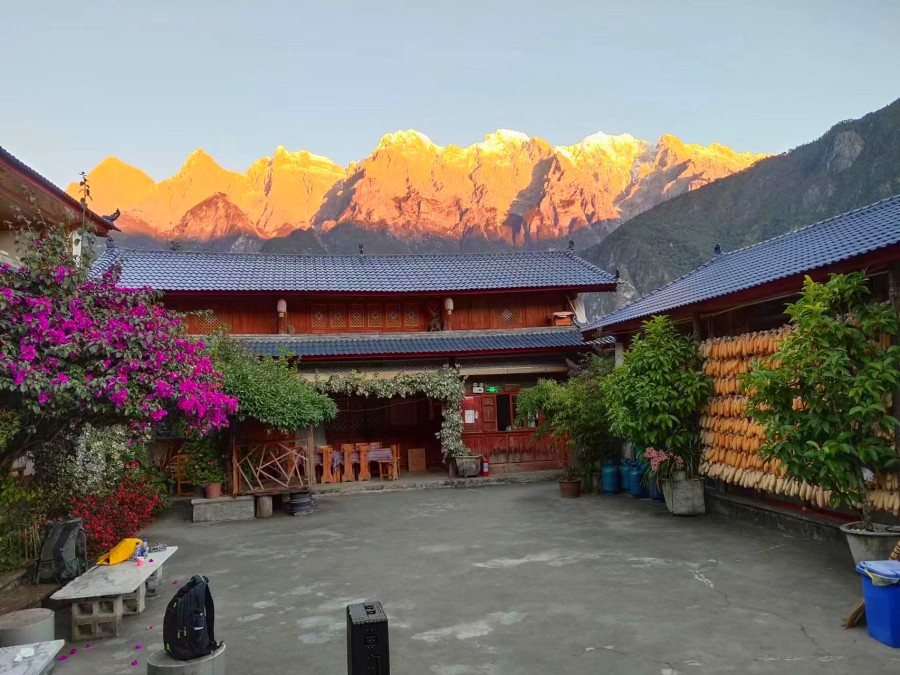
top-left (697, 329), bottom-right (900, 517)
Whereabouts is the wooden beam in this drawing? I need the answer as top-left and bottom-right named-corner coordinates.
top-left (891, 263), bottom-right (900, 455)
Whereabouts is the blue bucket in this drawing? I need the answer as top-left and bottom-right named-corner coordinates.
top-left (856, 560), bottom-right (900, 648)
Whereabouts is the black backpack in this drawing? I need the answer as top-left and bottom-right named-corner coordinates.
top-left (164, 574), bottom-right (218, 661)
top-left (34, 519), bottom-right (87, 585)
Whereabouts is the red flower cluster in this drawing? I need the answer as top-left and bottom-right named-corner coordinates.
top-left (69, 470), bottom-right (165, 557)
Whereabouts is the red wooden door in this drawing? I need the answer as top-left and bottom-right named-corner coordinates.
top-left (462, 396), bottom-right (482, 433)
top-left (481, 395), bottom-right (497, 433)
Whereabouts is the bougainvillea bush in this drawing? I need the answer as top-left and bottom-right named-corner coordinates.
top-left (0, 221), bottom-right (238, 469)
top-left (69, 463), bottom-right (166, 557)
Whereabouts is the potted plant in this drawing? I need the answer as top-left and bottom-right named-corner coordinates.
top-left (603, 316), bottom-right (712, 515)
top-left (451, 451), bottom-right (482, 478)
top-left (183, 437), bottom-right (227, 499)
top-left (558, 465), bottom-right (582, 498)
top-left (515, 355), bottom-right (623, 499)
top-left (743, 273), bottom-right (900, 563)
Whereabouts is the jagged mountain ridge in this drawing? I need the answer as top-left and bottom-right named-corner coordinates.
top-left (70, 130), bottom-right (764, 252)
top-left (581, 97), bottom-right (900, 303)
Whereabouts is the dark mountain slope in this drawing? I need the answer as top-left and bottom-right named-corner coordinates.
top-left (581, 98), bottom-right (900, 298)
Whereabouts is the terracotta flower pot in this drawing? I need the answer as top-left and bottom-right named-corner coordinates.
top-left (559, 479), bottom-right (582, 498)
top-left (203, 483), bottom-right (222, 499)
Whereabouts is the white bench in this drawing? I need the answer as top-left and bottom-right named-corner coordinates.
top-left (51, 547), bottom-right (177, 640)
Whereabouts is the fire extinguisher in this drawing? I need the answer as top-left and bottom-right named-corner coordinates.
top-left (481, 455), bottom-right (489, 476)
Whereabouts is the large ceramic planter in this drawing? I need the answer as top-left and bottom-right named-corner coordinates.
top-left (203, 483), bottom-right (222, 499)
top-left (559, 479), bottom-right (582, 498)
top-left (840, 521), bottom-right (900, 565)
top-left (453, 455), bottom-right (481, 478)
top-left (661, 477), bottom-right (705, 516)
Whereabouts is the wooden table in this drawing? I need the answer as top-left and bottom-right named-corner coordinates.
top-left (0, 640), bottom-right (64, 674)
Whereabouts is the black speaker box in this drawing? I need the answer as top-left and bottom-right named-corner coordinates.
top-left (347, 600), bottom-right (390, 674)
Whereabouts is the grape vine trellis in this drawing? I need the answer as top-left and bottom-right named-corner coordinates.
top-left (311, 367), bottom-right (468, 458)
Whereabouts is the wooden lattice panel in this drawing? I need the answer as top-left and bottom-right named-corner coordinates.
top-left (367, 304), bottom-right (383, 328)
top-left (193, 312), bottom-right (228, 335)
top-left (349, 303), bottom-right (365, 329)
top-left (493, 304), bottom-right (522, 328)
top-left (311, 304), bottom-right (327, 329)
top-left (404, 303), bottom-right (419, 328)
top-left (386, 303), bottom-right (401, 329)
top-left (329, 304), bottom-right (347, 329)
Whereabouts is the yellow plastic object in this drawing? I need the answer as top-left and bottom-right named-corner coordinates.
top-left (96, 537), bottom-right (143, 565)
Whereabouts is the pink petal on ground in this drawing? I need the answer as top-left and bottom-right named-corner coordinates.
top-left (84, 644), bottom-right (91, 649)
top-left (70, 648), bottom-right (78, 654)
top-left (146, 625), bottom-right (153, 630)
top-left (135, 643), bottom-right (142, 650)
top-left (172, 580), bottom-right (178, 585)
top-left (58, 655), bottom-right (68, 661)
top-left (149, 559), bottom-right (154, 563)
top-left (132, 660), bottom-right (139, 666)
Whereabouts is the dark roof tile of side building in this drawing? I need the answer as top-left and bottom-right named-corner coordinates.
top-left (0, 145), bottom-right (119, 233)
top-left (236, 327), bottom-right (586, 358)
top-left (90, 247), bottom-right (616, 293)
top-left (587, 194), bottom-right (900, 333)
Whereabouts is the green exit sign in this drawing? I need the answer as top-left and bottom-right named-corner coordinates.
top-left (485, 386), bottom-right (500, 393)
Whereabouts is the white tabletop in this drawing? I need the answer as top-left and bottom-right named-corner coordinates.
top-left (51, 546), bottom-right (178, 600)
top-left (0, 640), bottom-right (64, 674)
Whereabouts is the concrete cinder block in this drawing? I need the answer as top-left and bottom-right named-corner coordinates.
top-left (146, 568), bottom-right (163, 597)
top-left (191, 496), bottom-right (255, 523)
top-left (71, 595), bottom-right (123, 640)
top-left (123, 581), bottom-right (146, 615)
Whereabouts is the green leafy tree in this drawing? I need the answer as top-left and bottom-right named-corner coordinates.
top-left (516, 354), bottom-right (621, 479)
top-left (603, 316), bottom-right (711, 475)
top-left (212, 339), bottom-right (337, 432)
top-left (742, 273), bottom-right (900, 530)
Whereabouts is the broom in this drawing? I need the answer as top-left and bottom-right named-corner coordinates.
top-left (843, 539), bottom-right (900, 628)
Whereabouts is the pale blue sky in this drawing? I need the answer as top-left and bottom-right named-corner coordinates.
top-left (2, 0), bottom-right (898, 186)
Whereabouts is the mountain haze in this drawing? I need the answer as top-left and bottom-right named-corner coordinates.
top-left (69, 130), bottom-right (764, 253)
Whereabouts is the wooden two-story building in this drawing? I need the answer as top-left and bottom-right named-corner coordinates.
top-left (93, 244), bottom-right (616, 475)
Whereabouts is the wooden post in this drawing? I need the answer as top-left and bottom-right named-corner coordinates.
top-left (692, 313), bottom-right (702, 341)
top-left (231, 430), bottom-right (238, 496)
top-left (890, 264), bottom-right (900, 455)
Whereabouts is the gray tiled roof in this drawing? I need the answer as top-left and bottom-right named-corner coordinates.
top-left (235, 327), bottom-right (586, 358)
top-left (91, 247), bottom-right (615, 293)
top-left (588, 194), bottom-right (900, 332)
top-left (0, 145), bottom-right (119, 232)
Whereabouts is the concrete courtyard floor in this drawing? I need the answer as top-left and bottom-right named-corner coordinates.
top-left (54, 483), bottom-right (899, 674)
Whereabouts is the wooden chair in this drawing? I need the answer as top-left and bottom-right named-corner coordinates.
top-left (167, 453), bottom-right (192, 496)
top-left (378, 443), bottom-right (401, 481)
top-left (318, 445), bottom-right (335, 484)
top-left (356, 442), bottom-right (371, 481)
top-left (340, 443), bottom-right (356, 482)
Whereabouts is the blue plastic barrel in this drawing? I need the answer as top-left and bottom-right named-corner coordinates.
top-left (601, 462), bottom-right (620, 494)
top-left (618, 461), bottom-right (632, 493)
top-left (628, 465), bottom-right (645, 498)
top-left (648, 480), bottom-right (665, 501)
top-left (856, 560), bottom-right (900, 648)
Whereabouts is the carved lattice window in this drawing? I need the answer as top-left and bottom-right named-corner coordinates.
top-left (311, 304), bottom-right (327, 330)
top-left (329, 304), bottom-right (347, 329)
top-left (493, 304), bottom-right (522, 328)
top-left (386, 303), bottom-right (401, 329)
top-left (403, 303), bottom-right (419, 328)
top-left (367, 304), bottom-right (383, 329)
top-left (193, 311), bottom-right (228, 335)
top-left (349, 303), bottom-right (365, 329)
